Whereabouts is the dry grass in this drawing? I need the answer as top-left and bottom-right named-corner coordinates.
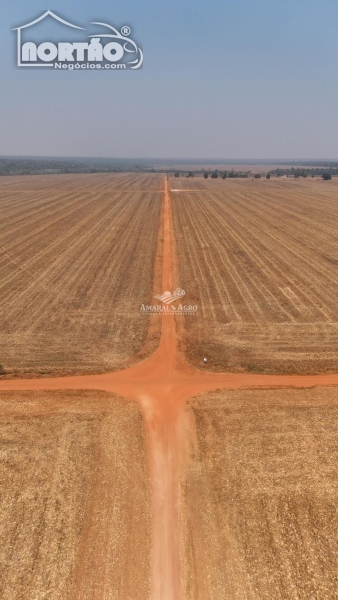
top-left (171, 177), bottom-right (338, 373)
top-left (183, 386), bottom-right (338, 600)
top-left (0, 391), bottom-right (151, 600)
top-left (0, 173), bottom-right (163, 377)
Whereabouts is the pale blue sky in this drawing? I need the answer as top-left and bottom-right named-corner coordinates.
top-left (1, 0), bottom-right (338, 158)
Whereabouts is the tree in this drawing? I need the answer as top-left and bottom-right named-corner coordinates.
top-left (266, 173), bottom-right (271, 179)
top-left (322, 172), bottom-right (332, 180)
top-left (221, 171), bottom-right (227, 179)
top-left (204, 172), bottom-right (208, 179)
top-left (175, 172), bottom-right (180, 178)
top-left (254, 174), bottom-right (261, 179)
top-left (188, 171), bottom-right (195, 177)
top-left (211, 171), bottom-right (219, 179)
top-left (294, 168), bottom-right (308, 178)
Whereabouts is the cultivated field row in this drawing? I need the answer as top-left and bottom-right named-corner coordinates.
top-left (0, 173), bottom-right (163, 376)
top-left (171, 178), bottom-right (338, 373)
top-left (183, 387), bottom-right (338, 599)
top-left (0, 390), bottom-right (150, 600)
top-left (0, 172), bottom-right (163, 193)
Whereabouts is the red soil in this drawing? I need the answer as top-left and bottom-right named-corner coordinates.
top-left (1, 177), bottom-right (338, 599)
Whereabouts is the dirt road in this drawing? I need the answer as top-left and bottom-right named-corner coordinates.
top-left (1, 177), bottom-right (338, 599)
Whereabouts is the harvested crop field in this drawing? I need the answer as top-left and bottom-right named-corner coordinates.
top-left (0, 390), bottom-right (150, 600)
top-left (0, 173), bottom-right (163, 377)
top-left (183, 387), bottom-right (338, 600)
top-left (171, 177), bottom-right (338, 373)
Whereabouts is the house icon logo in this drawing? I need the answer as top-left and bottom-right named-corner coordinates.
top-left (154, 289), bottom-right (186, 305)
top-left (12, 11), bottom-right (143, 70)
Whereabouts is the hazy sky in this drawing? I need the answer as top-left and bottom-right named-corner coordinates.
top-left (1, 0), bottom-right (338, 159)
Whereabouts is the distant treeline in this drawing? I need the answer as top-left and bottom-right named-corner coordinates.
top-left (1, 157), bottom-right (338, 177)
top-left (270, 167), bottom-right (338, 177)
top-left (175, 169), bottom-right (250, 179)
top-left (0, 157), bottom-right (148, 176)
top-left (280, 161), bottom-right (338, 168)
top-left (225, 170), bottom-right (249, 178)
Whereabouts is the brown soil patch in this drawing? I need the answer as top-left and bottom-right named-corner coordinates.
top-left (0, 173), bottom-right (162, 378)
top-left (183, 387), bottom-right (338, 599)
top-left (171, 177), bottom-right (338, 373)
top-left (0, 390), bottom-right (151, 600)
top-left (2, 176), bottom-right (338, 599)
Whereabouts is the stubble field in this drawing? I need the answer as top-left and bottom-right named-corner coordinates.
top-left (0, 390), bottom-right (151, 600)
top-left (171, 177), bottom-right (338, 373)
top-left (183, 387), bottom-right (338, 600)
top-left (0, 173), bottom-right (162, 377)
top-left (2, 171), bottom-right (338, 600)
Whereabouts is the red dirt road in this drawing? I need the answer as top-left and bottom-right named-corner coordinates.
top-left (1, 177), bottom-right (338, 599)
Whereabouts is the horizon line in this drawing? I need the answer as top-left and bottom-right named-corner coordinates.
top-left (1, 155), bottom-right (338, 162)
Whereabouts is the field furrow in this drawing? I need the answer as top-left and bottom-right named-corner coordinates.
top-left (0, 173), bottom-right (163, 376)
top-left (0, 391), bottom-right (151, 600)
top-left (171, 177), bottom-right (338, 373)
top-left (183, 388), bottom-right (338, 600)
